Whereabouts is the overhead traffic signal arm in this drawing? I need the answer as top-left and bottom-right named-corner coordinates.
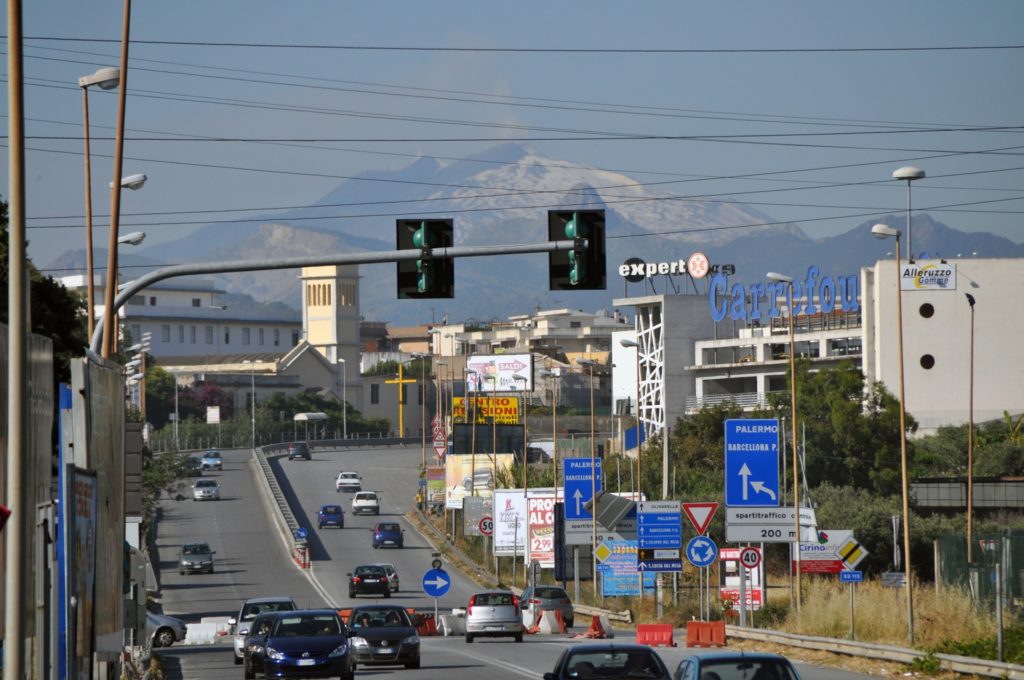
top-left (548, 209), bottom-right (606, 290)
top-left (396, 218), bottom-right (455, 298)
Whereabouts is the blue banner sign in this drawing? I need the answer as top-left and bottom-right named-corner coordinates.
top-left (709, 265), bottom-right (860, 323)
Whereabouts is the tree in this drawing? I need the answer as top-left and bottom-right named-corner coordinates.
top-left (144, 366), bottom-right (178, 429)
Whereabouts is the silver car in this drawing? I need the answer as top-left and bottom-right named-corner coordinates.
top-left (521, 585), bottom-right (574, 628)
top-left (465, 590), bottom-right (524, 643)
top-left (192, 478), bottom-right (221, 501)
top-left (229, 596), bottom-right (298, 665)
top-left (147, 611), bottom-right (188, 648)
top-left (374, 563), bottom-right (400, 592)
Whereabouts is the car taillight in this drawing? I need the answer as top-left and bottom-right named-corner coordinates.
top-left (512, 595), bottom-right (520, 613)
top-left (560, 598), bottom-right (571, 605)
top-left (467, 595), bottom-right (476, 615)
top-left (381, 576), bottom-right (389, 584)
top-left (353, 577), bottom-right (361, 584)
top-left (529, 598), bottom-right (541, 605)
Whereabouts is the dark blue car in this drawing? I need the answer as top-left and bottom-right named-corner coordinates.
top-left (262, 610), bottom-right (354, 680)
top-left (317, 504), bottom-right (345, 529)
top-left (372, 522), bottom-right (404, 549)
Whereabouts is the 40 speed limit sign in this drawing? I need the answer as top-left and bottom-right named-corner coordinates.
top-left (478, 517), bottom-right (494, 536)
top-left (739, 546), bottom-right (762, 570)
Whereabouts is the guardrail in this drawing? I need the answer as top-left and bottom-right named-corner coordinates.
top-left (251, 444), bottom-right (306, 566)
top-left (726, 626), bottom-right (1024, 679)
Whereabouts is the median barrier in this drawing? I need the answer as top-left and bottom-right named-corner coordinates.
top-left (686, 620), bottom-right (726, 648)
top-left (636, 623), bottom-right (676, 647)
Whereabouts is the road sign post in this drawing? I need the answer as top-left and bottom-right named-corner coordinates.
top-left (840, 570), bottom-right (863, 640)
top-left (637, 500), bottom-right (682, 571)
top-left (725, 419), bottom-right (780, 508)
top-left (422, 567), bottom-right (450, 623)
top-left (563, 458), bottom-right (603, 545)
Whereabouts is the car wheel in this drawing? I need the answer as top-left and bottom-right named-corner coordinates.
top-left (514, 633), bottom-right (523, 643)
top-left (243, 661), bottom-right (254, 678)
top-left (465, 633), bottom-right (474, 643)
top-left (405, 659), bottom-right (421, 670)
top-left (373, 544), bottom-right (379, 549)
top-left (349, 589), bottom-right (356, 598)
top-left (235, 655), bottom-right (243, 666)
top-left (155, 627), bottom-right (176, 648)
top-left (178, 570), bottom-right (184, 575)
top-left (384, 590), bottom-right (391, 599)
top-left (566, 617), bottom-right (574, 628)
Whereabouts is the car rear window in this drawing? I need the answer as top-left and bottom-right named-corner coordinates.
top-left (321, 506), bottom-right (341, 514)
top-left (475, 593), bottom-right (514, 606)
top-left (378, 523), bottom-right (399, 531)
top-left (699, 660), bottom-right (799, 680)
top-left (535, 587), bottom-right (568, 599)
top-left (355, 566), bottom-right (385, 576)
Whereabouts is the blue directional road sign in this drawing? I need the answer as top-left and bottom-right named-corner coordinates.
top-left (637, 501), bottom-right (682, 549)
top-left (840, 570), bottom-right (864, 583)
top-left (422, 569), bottom-right (451, 598)
top-left (563, 458), bottom-right (603, 520)
top-left (686, 536), bottom-right (718, 568)
top-left (725, 418), bottom-right (780, 507)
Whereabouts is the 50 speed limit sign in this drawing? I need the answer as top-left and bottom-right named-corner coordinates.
top-left (479, 517), bottom-right (494, 536)
top-left (739, 547), bottom-right (762, 570)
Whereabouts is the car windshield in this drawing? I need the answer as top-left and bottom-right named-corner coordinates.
top-left (535, 587), bottom-right (568, 599)
top-left (196, 480), bottom-right (217, 488)
top-left (182, 544), bottom-right (209, 555)
top-left (356, 493), bottom-right (377, 501)
top-left (696, 660), bottom-right (798, 680)
top-left (321, 506), bottom-right (342, 514)
top-left (241, 600), bottom-right (295, 620)
top-left (566, 650), bottom-right (665, 679)
top-left (349, 608), bottom-right (411, 628)
top-left (204, 451), bottom-right (220, 458)
top-left (355, 566), bottom-right (385, 577)
top-left (272, 614), bottom-right (342, 637)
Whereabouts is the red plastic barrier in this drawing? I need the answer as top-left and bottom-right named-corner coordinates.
top-left (685, 620), bottom-right (726, 648)
top-left (636, 623), bottom-right (676, 647)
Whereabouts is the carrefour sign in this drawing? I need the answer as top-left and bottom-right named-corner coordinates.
top-left (709, 265), bottom-right (860, 323)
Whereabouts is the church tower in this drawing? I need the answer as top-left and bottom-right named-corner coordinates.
top-left (300, 265), bottom-right (361, 409)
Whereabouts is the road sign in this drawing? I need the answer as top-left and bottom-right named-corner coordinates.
top-left (725, 506), bottom-right (817, 543)
top-left (683, 502), bottom-right (718, 534)
top-left (422, 568), bottom-right (451, 597)
top-left (479, 516), bottom-right (494, 536)
top-left (563, 458), bottom-right (602, 520)
top-left (724, 419), bottom-right (780, 507)
top-left (739, 547), bottom-right (762, 570)
top-left (686, 536), bottom-right (718, 568)
top-left (637, 500), bottom-right (682, 550)
top-left (840, 570), bottom-right (863, 583)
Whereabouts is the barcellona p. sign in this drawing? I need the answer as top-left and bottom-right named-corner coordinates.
top-left (708, 265), bottom-right (860, 323)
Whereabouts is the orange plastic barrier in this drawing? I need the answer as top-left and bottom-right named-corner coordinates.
top-left (570, 615), bottom-right (607, 639)
top-left (411, 612), bottom-right (438, 636)
top-left (636, 623), bottom-right (676, 647)
top-left (685, 620), bottom-right (726, 648)
top-left (338, 609), bottom-right (352, 624)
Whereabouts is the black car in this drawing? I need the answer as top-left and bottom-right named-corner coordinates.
top-left (178, 542), bottom-right (215, 574)
top-left (347, 605), bottom-right (420, 670)
top-left (545, 643), bottom-right (671, 680)
top-left (288, 442), bottom-right (311, 460)
top-left (348, 565), bottom-right (391, 598)
top-left (261, 609), bottom-right (354, 680)
top-left (184, 456), bottom-right (203, 477)
top-left (242, 611), bottom-right (281, 679)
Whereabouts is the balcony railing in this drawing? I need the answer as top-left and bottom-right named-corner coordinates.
top-left (685, 391), bottom-right (778, 411)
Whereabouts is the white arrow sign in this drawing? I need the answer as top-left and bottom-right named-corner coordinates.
top-left (750, 481), bottom-right (776, 500)
top-left (424, 574), bottom-right (449, 590)
top-left (573, 489), bottom-right (583, 516)
top-left (739, 463), bottom-right (775, 501)
top-left (689, 538), bottom-right (714, 562)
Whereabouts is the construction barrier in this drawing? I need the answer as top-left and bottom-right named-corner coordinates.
top-left (412, 613), bottom-right (438, 636)
top-left (570, 615), bottom-right (608, 640)
top-left (686, 620), bottom-right (726, 648)
top-left (636, 623), bottom-right (676, 647)
top-left (338, 609), bottom-right (352, 624)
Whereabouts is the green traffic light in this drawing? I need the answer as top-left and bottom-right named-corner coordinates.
top-left (413, 221), bottom-right (429, 249)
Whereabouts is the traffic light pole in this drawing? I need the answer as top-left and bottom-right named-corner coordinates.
top-left (88, 239), bottom-right (585, 354)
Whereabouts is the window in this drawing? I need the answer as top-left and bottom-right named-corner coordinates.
top-left (190, 326), bottom-right (197, 344)
top-left (371, 384), bottom-right (380, 405)
top-left (130, 324), bottom-right (141, 341)
top-left (919, 303), bottom-right (935, 318)
top-left (258, 328), bottom-right (264, 346)
top-left (224, 329), bottom-right (231, 344)
top-left (192, 298), bottom-right (201, 307)
top-left (274, 329), bottom-right (281, 346)
top-left (128, 295), bottom-right (145, 306)
top-left (149, 296), bottom-right (157, 306)
top-left (292, 331), bottom-right (300, 346)
top-left (205, 326), bottom-right (214, 344)
top-left (161, 325), bottom-right (171, 342)
top-left (178, 325), bottom-right (185, 343)
top-left (243, 328), bottom-right (251, 345)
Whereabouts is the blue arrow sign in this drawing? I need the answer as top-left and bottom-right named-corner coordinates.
top-left (422, 568), bottom-right (451, 597)
top-left (840, 570), bottom-right (863, 583)
top-left (686, 536), bottom-right (719, 568)
top-left (724, 419), bottom-right (780, 507)
top-left (563, 458), bottom-right (602, 520)
top-left (637, 559), bottom-right (682, 572)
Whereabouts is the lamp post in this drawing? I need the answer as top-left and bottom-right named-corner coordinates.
top-left (892, 166), bottom-right (925, 261)
top-left (540, 368), bottom-right (560, 502)
top-left (79, 66), bottom-right (120, 339)
top-left (766, 271), bottom-right (802, 613)
top-left (435, 360), bottom-right (448, 464)
top-left (484, 374), bottom-right (499, 471)
top-left (243, 360), bottom-right (261, 449)
top-left (113, 227), bottom-right (146, 354)
top-left (576, 357), bottom-right (598, 596)
top-left (619, 338), bottom-right (643, 498)
top-left (512, 373), bottom-right (529, 494)
top-left (339, 358), bottom-right (347, 440)
top-left (871, 222), bottom-right (915, 645)
top-left (466, 368), bottom-right (479, 496)
top-left (966, 293), bottom-right (976, 564)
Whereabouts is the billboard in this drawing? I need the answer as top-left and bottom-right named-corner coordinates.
top-left (797, 529), bottom-right (868, 573)
top-left (444, 453), bottom-right (514, 509)
top-left (426, 467), bottom-right (446, 505)
top-left (453, 396), bottom-right (521, 424)
top-left (466, 354), bottom-right (533, 393)
top-left (528, 496), bottom-right (556, 568)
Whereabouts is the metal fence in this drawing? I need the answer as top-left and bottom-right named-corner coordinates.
top-left (937, 530), bottom-right (1024, 608)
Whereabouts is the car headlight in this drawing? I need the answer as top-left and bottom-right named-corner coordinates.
top-left (349, 636), bottom-right (369, 649)
top-left (328, 642), bottom-right (349, 657)
top-left (266, 646), bottom-right (284, 660)
top-left (402, 635), bottom-right (420, 645)
top-left (247, 643), bottom-right (264, 654)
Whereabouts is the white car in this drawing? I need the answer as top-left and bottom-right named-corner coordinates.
top-left (192, 479), bottom-right (221, 501)
top-left (351, 491), bottom-right (380, 515)
top-left (335, 471), bottom-right (362, 492)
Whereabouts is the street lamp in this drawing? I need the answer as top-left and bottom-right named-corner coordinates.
top-left (435, 360), bottom-right (448, 464)
top-left (619, 338), bottom-right (643, 498)
top-left (339, 358), bottom-right (347, 440)
top-left (466, 368), bottom-right (479, 496)
top-left (766, 271), bottom-right (802, 613)
top-left (79, 66), bottom-right (120, 339)
top-left (892, 166), bottom-right (925, 261)
top-left (965, 293), bottom-right (976, 564)
top-left (512, 373), bottom-right (529, 494)
top-left (243, 360), bottom-right (262, 449)
top-left (117, 230), bottom-right (146, 246)
top-left (871, 222), bottom-right (915, 645)
top-left (539, 368), bottom-right (560, 502)
top-left (576, 357), bottom-right (598, 597)
top-left (484, 374), bottom-right (499, 472)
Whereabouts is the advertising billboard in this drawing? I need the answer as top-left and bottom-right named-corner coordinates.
top-left (528, 495), bottom-right (556, 568)
top-left (426, 467), bottom-right (446, 505)
top-left (466, 354), bottom-right (533, 392)
top-left (453, 396), bottom-right (521, 424)
top-left (493, 490), bottom-right (528, 557)
top-left (444, 453), bottom-right (514, 509)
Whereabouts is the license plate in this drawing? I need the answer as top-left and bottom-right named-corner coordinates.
top-left (375, 647), bottom-right (394, 654)
top-left (365, 579), bottom-right (378, 583)
top-left (297, 659), bottom-right (315, 666)
top-left (485, 625), bottom-right (503, 631)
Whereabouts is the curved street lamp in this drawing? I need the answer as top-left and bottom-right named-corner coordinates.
top-left (512, 373), bottom-right (529, 494)
top-left (575, 357), bottom-right (598, 597)
top-left (619, 338), bottom-right (643, 498)
top-left (892, 166), bottom-right (925, 261)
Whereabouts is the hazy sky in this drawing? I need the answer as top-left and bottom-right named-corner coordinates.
top-left (6, 1), bottom-right (1023, 273)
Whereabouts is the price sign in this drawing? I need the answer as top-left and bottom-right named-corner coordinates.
top-left (739, 546), bottom-right (762, 570)
top-left (479, 517), bottom-right (494, 536)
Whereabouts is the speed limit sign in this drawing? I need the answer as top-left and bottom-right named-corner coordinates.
top-left (739, 546), bottom-right (762, 570)
top-left (479, 517), bottom-right (494, 536)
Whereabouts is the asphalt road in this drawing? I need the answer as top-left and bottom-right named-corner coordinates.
top-left (151, 445), bottom-right (877, 680)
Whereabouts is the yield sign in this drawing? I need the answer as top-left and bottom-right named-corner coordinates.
top-left (683, 502), bottom-right (718, 535)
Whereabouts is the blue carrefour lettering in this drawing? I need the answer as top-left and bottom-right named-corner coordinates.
top-left (707, 265), bottom-right (860, 322)
top-left (709, 272), bottom-right (728, 322)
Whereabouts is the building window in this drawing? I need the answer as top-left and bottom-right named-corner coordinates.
top-left (919, 303), bottom-right (935, 319)
top-left (243, 328), bottom-right (251, 345)
top-left (225, 329), bottom-right (231, 345)
top-left (418, 384), bottom-right (425, 405)
top-left (161, 324), bottom-right (170, 342)
top-left (258, 328), bottom-right (265, 345)
top-left (128, 295), bottom-right (145, 306)
top-left (292, 331), bottom-right (300, 346)
top-left (131, 324), bottom-right (141, 341)
top-left (178, 325), bottom-right (185, 343)
top-left (149, 296), bottom-right (157, 306)
top-left (190, 326), bottom-right (197, 344)
top-left (192, 298), bottom-right (201, 307)
top-left (274, 329), bottom-right (280, 346)
top-left (205, 326), bottom-right (214, 344)
top-left (920, 354), bottom-right (935, 370)
top-left (371, 384), bottom-right (380, 404)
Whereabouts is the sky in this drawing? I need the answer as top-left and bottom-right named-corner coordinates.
top-left (4, 1), bottom-right (1024, 273)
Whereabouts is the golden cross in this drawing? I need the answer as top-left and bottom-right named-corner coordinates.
top-left (384, 362), bottom-right (417, 436)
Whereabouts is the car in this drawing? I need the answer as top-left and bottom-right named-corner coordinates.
top-left (191, 478), bottom-right (221, 501)
top-left (348, 564), bottom-right (391, 598)
top-left (465, 590), bottom-right (524, 643)
top-left (200, 449), bottom-right (222, 470)
top-left (545, 643), bottom-right (672, 680)
top-left (317, 504), bottom-right (345, 529)
top-left (372, 522), bottom-right (404, 549)
top-left (288, 442), bottom-right (311, 460)
top-left (521, 585), bottom-right (574, 628)
top-left (261, 609), bottom-right (354, 680)
top-left (373, 563), bottom-right (400, 592)
top-left (242, 611), bottom-right (281, 679)
top-left (347, 605), bottom-right (420, 669)
top-left (146, 611), bottom-right (188, 648)
top-left (178, 542), bottom-right (215, 574)
top-left (230, 596), bottom-right (299, 665)
top-left (352, 491), bottom-right (380, 515)
top-left (184, 456), bottom-right (203, 477)
top-left (673, 652), bottom-right (801, 680)
top-left (335, 471), bottom-right (362, 492)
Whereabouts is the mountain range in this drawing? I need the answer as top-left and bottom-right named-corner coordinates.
top-left (48, 144), bottom-right (1024, 327)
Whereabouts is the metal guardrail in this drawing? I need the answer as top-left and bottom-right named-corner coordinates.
top-left (252, 445), bottom-right (301, 549)
top-left (727, 626), bottom-right (1024, 679)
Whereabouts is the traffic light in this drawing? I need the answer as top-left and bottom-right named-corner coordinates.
top-left (396, 219), bottom-right (454, 298)
top-left (548, 210), bottom-right (606, 290)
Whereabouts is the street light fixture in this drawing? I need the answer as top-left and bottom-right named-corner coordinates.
top-left (79, 66), bottom-right (120, 339)
top-left (339, 358), bottom-right (347, 440)
top-left (576, 357), bottom-right (598, 597)
top-left (117, 230), bottom-right (146, 246)
top-left (766, 271), bottom-right (802, 613)
top-left (871, 222), bottom-right (915, 645)
top-left (892, 166), bottom-right (925, 261)
top-left (109, 173), bottom-right (147, 191)
top-left (243, 360), bottom-right (262, 449)
top-left (512, 373), bottom-right (529, 494)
